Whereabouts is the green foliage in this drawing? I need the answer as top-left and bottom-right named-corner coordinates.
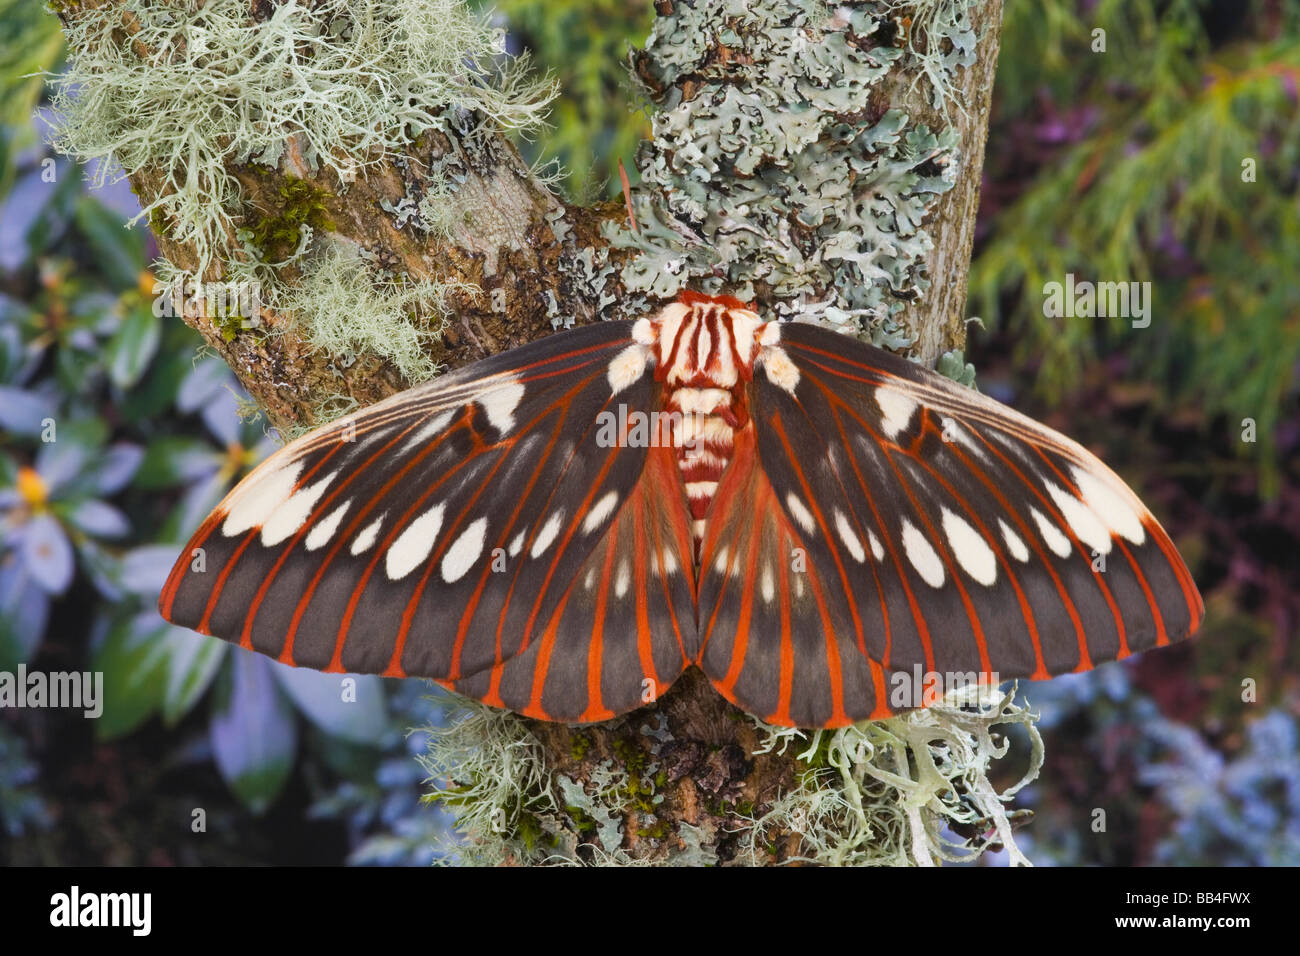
top-left (0, 63), bottom-right (415, 822)
top-left (483, 0), bottom-right (653, 200)
top-left (973, 0), bottom-right (1300, 491)
top-left (0, 0), bottom-right (63, 196)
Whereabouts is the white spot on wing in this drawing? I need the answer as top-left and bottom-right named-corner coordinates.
top-left (507, 530), bottom-right (525, 558)
top-left (1072, 466), bottom-right (1146, 545)
top-left (999, 519), bottom-right (1030, 562)
top-left (713, 546), bottom-right (730, 574)
top-left (876, 385), bottom-right (918, 440)
top-left (478, 381), bottom-right (525, 433)
top-left (1031, 507), bottom-right (1072, 558)
top-left (615, 559), bottom-right (631, 597)
top-left (941, 508), bottom-right (997, 586)
top-left (261, 471), bottom-right (338, 546)
top-left (530, 510), bottom-right (565, 558)
top-left (1046, 481), bottom-right (1112, 555)
top-left (868, 529), bottom-right (885, 562)
top-left (834, 509), bottom-right (866, 563)
top-left (583, 491), bottom-right (620, 533)
top-left (222, 460), bottom-right (304, 536)
top-left (385, 504), bottom-right (446, 580)
top-left (351, 514), bottom-right (385, 555)
top-left (406, 409), bottom-right (457, 448)
top-left (305, 500), bottom-right (352, 552)
top-left (607, 345), bottom-right (648, 395)
top-left (441, 516), bottom-right (488, 583)
top-left (785, 493), bottom-right (816, 535)
top-left (761, 564), bottom-right (775, 603)
top-left (763, 347), bottom-right (800, 394)
top-left (902, 519), bottom-right (945, 587)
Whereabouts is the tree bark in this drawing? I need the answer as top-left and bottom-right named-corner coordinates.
top-left (888, 1), bottom-right (1005, 366)
top-left (137, 130), bottom-right (630, 430)
top-left (55, 0), bottom-right (1005, 864)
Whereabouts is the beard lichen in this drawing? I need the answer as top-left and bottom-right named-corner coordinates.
top-left (418, 701), bottom-right (712, 866)
top-left (279, 240), bottom-right (467, 388)
top-left (48, 0), bottom-right (556, 280)
top-left (740, 683), bottom-right (1042, 866)
top-left (420, 683), bottom-right (1041, 867)
top-left (46, 0), bottom-right (557, 410)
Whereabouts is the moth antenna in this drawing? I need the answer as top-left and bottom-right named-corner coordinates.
top-left (619, 158), bottom-right (639, 235)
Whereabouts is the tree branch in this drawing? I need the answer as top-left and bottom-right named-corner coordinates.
top-left (52, 0), bottom-right (1010, 864)
top-left (50, 0), bottom-right (634, 432)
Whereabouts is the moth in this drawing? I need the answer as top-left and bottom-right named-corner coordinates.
top-left (160, 291), bottom-right (1203, 728)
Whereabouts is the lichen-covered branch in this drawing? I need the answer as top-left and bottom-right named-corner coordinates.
top-left (48, 0), bottom-right (631, 432)
top-left (612, 0), bottom-right (1003, 365)
top-left (49, 0), bottom-right (1022, 865)
top-left (428, 677), bottom-right (1040, 865)
top-left (879, 0), bottom-right (1005, 364)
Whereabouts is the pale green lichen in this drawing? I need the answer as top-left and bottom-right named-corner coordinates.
top-left (936, 348), bottom-right (977, 387)
top-left (277, 393), bottom-right (361, 444)
top-left (281, 241), bottom-right (462, 387)
top-left (47, 0), bottom-right (556, 278)
top-left (421, 683), bottom-right (1040, 867)
top-left (740, 683), bottom-right (1042, 866)
top-left (419, 697), bottom-right (719, 866)
top-left (608, 0), bottom-right (976, 349)
top-left (884, 0), bottom-right (981, 113)
top-left (419, 701), bottom-right (558, 866)
top-left (415, 181), bottom-right (468, 241)
top-left (417, 701), bottom-right (671, 866)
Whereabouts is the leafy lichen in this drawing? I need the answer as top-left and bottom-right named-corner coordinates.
top-left (608, 0), bottom-right (976, 348)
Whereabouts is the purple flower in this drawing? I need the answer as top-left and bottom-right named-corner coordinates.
top-left (0, 437), bottom-right (143, 599)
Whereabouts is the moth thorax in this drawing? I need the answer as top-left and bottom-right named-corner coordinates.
top-left (650, 295), bottom-right (765, 556)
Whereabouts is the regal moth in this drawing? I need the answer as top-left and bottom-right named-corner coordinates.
top-left (160, 290), bottom-right (1202, 728)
